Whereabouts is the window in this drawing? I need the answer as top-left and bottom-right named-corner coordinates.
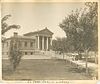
top-left (6, 42), bottom-right (8, 47)
top-left (31, 52), bottom-right (33, 55)
top-left (30, 42), bottom-right (33, 47)
top-left (25, 52), bottom-right (27, 55)
top-left (24, 42), bottom-right (27, 47)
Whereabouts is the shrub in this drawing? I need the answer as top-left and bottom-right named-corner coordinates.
top-left (9, 38), bottom-right (23, 71)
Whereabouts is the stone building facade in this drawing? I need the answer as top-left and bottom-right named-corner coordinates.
top-left (2, 28), bottom-right (53, 56)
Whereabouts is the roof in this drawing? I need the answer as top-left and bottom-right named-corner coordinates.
top-left (16, 35), bottom-right (36, 40)
top-left (24, 27), bottom-right (53, 36)
top-left (5, 35), bottom-right (36, 41)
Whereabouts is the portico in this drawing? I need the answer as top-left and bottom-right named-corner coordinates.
top-left (37, 36), bottom-right (52, 51)
top-left (2, 27), bottom-right (53, 57)
top-left (24, 27), bottom-right (53, 51)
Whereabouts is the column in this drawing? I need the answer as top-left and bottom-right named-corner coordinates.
top-left (46, 37), bottom-right (48, 50)
top-left (50, 37), bottom-right (52, 46)
top-left (42, 36), bottom-right (44, 50)
top-left (37, 36), bottom-right (40, 50)
top-left (49, 37), bottom-right (52, 51)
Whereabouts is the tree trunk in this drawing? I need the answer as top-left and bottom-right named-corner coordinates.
top-left (10, 62), bottom-right (15, 72)
top-left (95, 51), bottom-right (97, 64)
top-left (85, 49), bottom-right (89, 75)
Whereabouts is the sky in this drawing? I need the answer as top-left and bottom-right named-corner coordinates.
top-left (1, 2), bottom-right (85, 39)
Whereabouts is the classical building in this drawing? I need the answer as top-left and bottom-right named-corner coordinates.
top-left (2, 28), bottom-right (53, 56)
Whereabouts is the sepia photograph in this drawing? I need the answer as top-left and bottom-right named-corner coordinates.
top-left (1, 1), bottom-right (99, 82)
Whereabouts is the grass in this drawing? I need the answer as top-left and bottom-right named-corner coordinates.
top-left (2, 59), bottom-right (92, 80)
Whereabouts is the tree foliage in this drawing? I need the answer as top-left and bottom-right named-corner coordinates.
top-left (52, 37), bottom-right (68, 53)
top-left (1, 15), bottom-right (22, 71)
top-left (59, 2), bottom-right (98, 52)
top-left (1, 14), bottom-right (20, 35)
top-left (9, 37), bottom-right (23, 71)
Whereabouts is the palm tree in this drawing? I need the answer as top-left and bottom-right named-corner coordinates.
top-left (1, 14), bottom-right (20, 35)
top-left (2, 15), bottom-right (22, 71)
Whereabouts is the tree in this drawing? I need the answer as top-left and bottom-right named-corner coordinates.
top-left (59, 9), bottom-right (82, 53)
top-left (59, 2), bottom-right (98, 74)
top-left (1, 14), bottom-right (20, 35)
top-left (79, 2), bottom-right (98, 74)
top-left (52, 37), bottom-right (68, 59)
top-left (59, 2), bottom-right (98, 53)
top-left (9, 37), bottom-right (23, 71)
top-left (1, 15), bottom-right (22, 71)
top-left (79, 2), bottom-right (98, 52)
top-left (52, 39), bottom-right (58, 52)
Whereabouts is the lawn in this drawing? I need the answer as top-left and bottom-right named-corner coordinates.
top-left (2, 59), bottom-right (92, 80)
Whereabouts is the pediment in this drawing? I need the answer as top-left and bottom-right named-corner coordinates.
top-left (24, 28), bottom-right (53, 36)
top-left (38, 28), bottom-right (53, 35)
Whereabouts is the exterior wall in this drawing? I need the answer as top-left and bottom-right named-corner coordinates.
top-left (2, 29), bottom-right (53, 57)
top-left (2, 38), bottom-right (36, 56)
top-left (2, 36), bottom-right (52, 57)
top-left (19, 39), bottom-right (35, 50)
top-left (19, 39), bottom-right (36, 55)
top-left (2, 39), bottom-right (11, 56)
top-left (23, 28), bottom-right (53, 51)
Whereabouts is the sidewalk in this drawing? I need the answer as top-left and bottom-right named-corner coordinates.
top-left (52, 53), bottom-right (98, 79)
top-left (52, 53), bottom-right (97, 71)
